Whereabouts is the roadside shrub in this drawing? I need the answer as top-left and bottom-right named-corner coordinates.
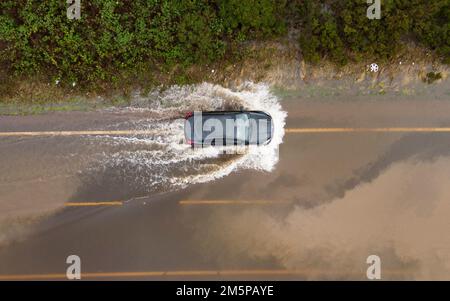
top-left (0, 0), bottom-right (448, 89)
top-left (294, 0), bottom-right (449, 64)
top-left (0, 0), bottom-right (287, 86)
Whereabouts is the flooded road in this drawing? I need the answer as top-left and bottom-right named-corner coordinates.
top-left (0, 83), bottom-right (450, 280)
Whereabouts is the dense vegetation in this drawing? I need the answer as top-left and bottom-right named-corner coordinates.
top-left (0, 0), bottom-right (448, 89)
top-left (295, 0), bottom-right (450, 65)
top-left (0, 0), bottom-right (286, 86)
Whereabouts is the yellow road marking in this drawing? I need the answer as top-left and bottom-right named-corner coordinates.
top-left (64, 200), bottom-right (287, 207)
top-left (65, 201), bottom-right (123, 207)
top-left (2, 127), bottom-right (450, 137)
top-left (0, 269), bottom-right (411, 280)
top-left (0, 130), bottom-right (158, 137)
top-left (179, 200), bottom-right (290, 205)
top-left (285, 127), bottom-right (450, 133)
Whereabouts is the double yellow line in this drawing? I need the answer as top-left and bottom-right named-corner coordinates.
top-left (286, 127), bottom-right (450, 133)
top-left (179, 200), bottom-right (290, 205)
top-left (0, 130), bottom-right (158, 137)
top-left (2, 127), bottom-right (450, 137)
top-left (0, 268), bottom-right (410, 280)
top-left (64, 200), bottom-right (289, 207)
top-left (65, 201), bottom-right (123, 207)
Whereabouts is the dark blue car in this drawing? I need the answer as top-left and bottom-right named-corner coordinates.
top-left (184, 111), bottom-right (274, 147)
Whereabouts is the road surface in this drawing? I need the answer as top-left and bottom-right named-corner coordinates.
top-left (1, 91), bottom-right (450, 280)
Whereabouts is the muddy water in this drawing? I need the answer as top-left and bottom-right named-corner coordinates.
top-left (1, 81), bottom-right (450, 279)
top-left (0, 83), bottom-right (286, 221)
top-left (185, 92), bottom-right (450, 280)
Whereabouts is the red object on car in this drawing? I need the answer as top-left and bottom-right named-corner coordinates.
top-left (185, 111), bottom-right (194, 119)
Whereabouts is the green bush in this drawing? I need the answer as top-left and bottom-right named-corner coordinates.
top-left (294, 0), bottom-right (449, 64)
top-left (411, 1), bottom-right (450, 63)
top-left (0, 0), bottom-right (287, 86)
top-left (218, 0), bottom-right (287, 39)
top-left (0, 0), bottom-right (448, 89)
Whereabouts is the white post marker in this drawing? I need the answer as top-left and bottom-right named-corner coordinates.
top-left (370, 63), bottom-right (379, 73)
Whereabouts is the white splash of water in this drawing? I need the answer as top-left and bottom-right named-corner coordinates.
top-left (94, 82), bottom-right (287, 192)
